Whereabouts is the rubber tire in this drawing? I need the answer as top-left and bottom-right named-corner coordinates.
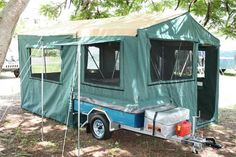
top-left (14, 69), bottom-right (20, 78)
top-left (89, 114), bottom-right (112, 140)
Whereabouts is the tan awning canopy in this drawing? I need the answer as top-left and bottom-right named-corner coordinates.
top-left (22, 12), bottom-right (185, 37)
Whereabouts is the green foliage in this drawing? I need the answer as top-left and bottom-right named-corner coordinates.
top-left (186, 0), bottom-right (207, 16)
top-left (103, 0), bottom-right (144, 16)
top-left (178, 0), bottom-right (236, 38)
top-left (0, 0), bottom-right (6, 10)
top-left (40, 0), bottom-right (236, 38)
top-left (40, 3), bottom-right (63, 19)
top-left (71, 0), bottom-right (146, 20)
top-left (71, 0), bottom-right (110, 20)
top-left (148, 0), bottom-right (175, 12)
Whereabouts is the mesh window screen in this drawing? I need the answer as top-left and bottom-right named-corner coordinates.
top-left (84, 42), bottom-right (120, 86)
top-left (150, 40), bottom-right (193, 82)
top-left (30, 48), bottom-right (61, 82)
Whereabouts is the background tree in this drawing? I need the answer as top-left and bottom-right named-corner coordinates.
top-left (0, 0), bottom-right (6, 9)
top-left (0, 0), bottom-right (30, 73)
top-left (171, 0), bottom-right (236, 38)
top-left (40, 0), bottom-right (236, 38)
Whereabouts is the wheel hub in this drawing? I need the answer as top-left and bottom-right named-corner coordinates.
top-left (93, 119), bottom-right (105, 138)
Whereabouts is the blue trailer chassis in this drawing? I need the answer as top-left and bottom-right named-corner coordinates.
top-left (73, 99), bottom-right (144, 128)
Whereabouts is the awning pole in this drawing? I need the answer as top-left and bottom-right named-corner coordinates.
top-left (41, 46), bottom-right (44, 142)
top-left (77, 45), bottom-right (81, 157)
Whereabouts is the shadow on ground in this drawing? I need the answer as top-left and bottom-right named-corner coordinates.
top-left (0, 105), bottom-right (236, 157)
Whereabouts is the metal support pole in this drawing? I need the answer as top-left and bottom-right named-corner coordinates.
top-left (41, 46), bottom-right (44, 142)
top-left (192, 116), bottom-right (197, 137)
top-left (77, 45), bottom-right (81, 157)
top-left (192, 111), bottom-right (200, 137)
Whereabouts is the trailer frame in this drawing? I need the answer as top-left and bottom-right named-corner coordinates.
top-left (73, 100), bottom-right (222, 154)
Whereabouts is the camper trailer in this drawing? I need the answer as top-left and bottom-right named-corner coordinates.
top-left (18, 12), bottom-right (221, 153)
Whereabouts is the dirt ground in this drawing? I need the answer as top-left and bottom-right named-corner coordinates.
top-left (0, 71), bottom-right (236, 157)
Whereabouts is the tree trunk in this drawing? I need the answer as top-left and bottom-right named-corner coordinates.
top-left (0, 0), bottom-right (30, 73)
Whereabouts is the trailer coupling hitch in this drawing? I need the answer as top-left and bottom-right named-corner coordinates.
top-left (186, 136), bottom-right (222, 154)
top-left (189, 115), bottom-right (222, 154)
top-left (204, 137), bottom-right (222, 149)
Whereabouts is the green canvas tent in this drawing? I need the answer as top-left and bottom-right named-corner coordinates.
top-left (18, 12), bottom-right (220, 127)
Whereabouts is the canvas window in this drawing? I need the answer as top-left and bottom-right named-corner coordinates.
top-left (84, 42), bottom-right (120, 86)
top-left (150, 40), bottom-right (193, 82)
top-left (30, 48), bottom-right (61, 82)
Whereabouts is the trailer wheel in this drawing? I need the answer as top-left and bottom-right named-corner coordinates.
top-left (90, 114), bottom-right (111, 140)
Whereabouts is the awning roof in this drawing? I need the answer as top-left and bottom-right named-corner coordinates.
top-left (21, 12), bottom-right (185, 37)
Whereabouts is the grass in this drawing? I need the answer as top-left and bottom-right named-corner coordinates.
top-left (31, 56), bottom-right (61, 73)
top-left (32, 64), bottom-right (61, 73)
